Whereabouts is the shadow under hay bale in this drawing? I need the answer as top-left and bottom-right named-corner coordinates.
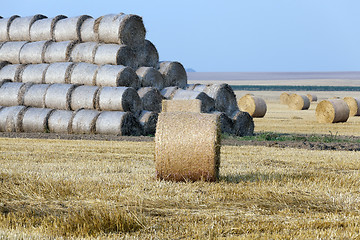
top-left (0, 105), bottom-right (27, 132)
top-left (23, 83), bottom-right (50, 108)
top-left (160, 86), bottom-right (179, 99)
top-left (19, 63), bottom-right (49, 84)
top-left (238, 94), bottom-right (267, 118)
top-left (30, 15), bottom-right (67, 41)
top-left (134, 40), bottom-right (159, 68)
top-left (0, 82), bottom-right (32, 106)
top-left (158, 61), bottom-right (187, 88)
top-left (155, 112), bottom-right (221, 182)
top-left (47, 109), bottom-right (74, 133)
top-left (44, 83), bottom-right (76, 110)
top-left (288, 94), bottom-right (310, 110)
top-left (280, 92), bottom-right (291, 104)
top-left (71, 109), bottom-right (100, 134)
top-left (8, 14), bottom-right (47, 41)
top-left (44, 62), bottom-right (76, 84)
top-left (306, 93), bottom-right (317, 102)
top-left (70, 42), bottom-right (98, 63)
top-left (54, 15), bottom-right (91, 42)
top-left (80, 17), bottom-right (99, 42)
top-left (0, 15), bottom-right (19, 42)
top-left (69, 62), bottom-right (99, 85)
top-left (21, 107), bottom-right (54, 132)
top-left (19, 40), bottom-right (52, 64)
top-left (137, 87), bottom-right (163, 113)
top-left (0, 64), bottom-right (26, 82)
top-left (316, 99), bottom-right (350, 123)
top-left (44, 40), bottom-right (77, 63)
top-left (162, 99), bottom-right (202, 113)
top-left (232, 111), bottom-right (254, 136)
top-left (171, 89), bottom-right (215, 113)
top-left (93, 44), bottom-right (137, 68)
top-left (95, 64), bottom-right (140, 88)
top-left (138, 110), bottom-right (158, 136)
top-left (343, 97), bottom-right (360, 116)
top-left (96, 111), bottom-right (142, 136)
top-left (0, 41), bottom-right (28, 64)
top-left (136, 66), bottom-right (165, 89)
top-left (70, 85), bottom-right (99, 110)
top-left (212, 111), bottom-right (234, 135)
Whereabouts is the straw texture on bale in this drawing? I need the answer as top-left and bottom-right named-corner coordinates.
top-left (19, 63), bottom-right (49, 84)
top-left (306, 94), bottom-right (318, 102)
top-left (137, 87), bottom-right (163, 112)
top-left (47, 109), bottom-right (73, 133)
top-left (343, 97), bottom-right (360, 116)
top-left (0, 82), bottom-right (32, 106)
top-left (238, 95), bottom-right (267, 118)
top-left (71, 109), bottom-right (100, 134)
top-left (0, 15), bottom-right (19, 42)
top-left (136, 67), bottom-right (165, 89)
top-left (97, 86), bottom-right (141, 114)
top-left (0, 41), bottom-right (28, 64)
top-left (288, 94), bottom-right (310, 110)
top-left (95, 64), bottom-right (140, 88)
top-left (97, 13), bottom-right (146, 46)
top-left (93, 44), bottom-right (136, 68)
top-left (160, 86), bottom-right (179, 99)
top-left (138, 110), bottom-right (158, 136)
top-left (280, 92), bottom-right (290, 104)
top-left (0, 105), bottom-right (27, 132)
top-left (171, 89), bottom-right (215, 113)
top-left (232, 111), bottom-right (255, 136)
top-left (30, 15), bottom-right (67, 41)
top-left (54, 15), bottom-right (91, 42)
top-left (161, 99), bottom-right (202, 113)
top-left (155, 112), bottom-right (221, 182)
top-left (23, 83), bottom-right (50, 108)
top-left (315, 99), bottom-right (350, 123)
top-left (134, 40), bottom-right (159, 68)
top-left (70, 85), bottom-right (99, 110)
top-left (21, 107), bottom-right (54, 132)
top-left (44, 83), bottom-right (76, 110)
top-left (44, 62), bottom-right (76, 84)
top-left (70, 42), bottom-right (98, 63)
top-left (69, 62), bottom-right (99, 85)
top-left (44, 40), bottom-right (77, 63)
top-left (8, 14), bottom-right (47, 41)
top-left (80, 17), bottom-right (99, 42)
top-left (95, 111), bottom-right (142, 136)
top-left (212, 111), bottom-right (234, 135)
top-left (0, 64), bottom-right (26, 81)
top-left (19, 40), bottom-right (52, 64)
top-left (158, 61), bottom-right (187, 88)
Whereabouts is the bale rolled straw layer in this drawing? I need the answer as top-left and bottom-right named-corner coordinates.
top-left (171, 89), bottom-right (215, 113)
top-left (93, 44), bottom-right (136, 68)
top-left (136, 67), bottom-right (165, 89)
top-left (47, 109), bottom-right (73, 133)
top-left (70, 85), bottom-right (99, 110)
top-left (69, 62), bottom-right (99, 85)
top-left (0, 105), bottom-right (27, 132)
top-left (70, 42), bottom-right (98, 63)
top-left (8, 14), bottom-right (47, 41)
top-left (54, 15), bottom-right (91, 42)
top-left (0, 82), bottom-right (32, 106)
top-left (0, 41), bottom-right (28, 64)
top-left (95, 64), bottom-right (140, 88)
top-left (138, 110), bottom-right (158, 136)
top-left (44, 62), bottom-right (76, 84)
top-left (343, 97), bottom-right (360, 116)
top-left (80, 17), bottom-right (99, 42)
top-left (161, 99), bottom-right (202, 113)
top-left (158, 61), bottom-right (187, 88)
top-left (315, 99), bottom-right (350, 123)
top-left (44, 41), bottom-right (77, 63)
top-left (134, 40), bottom-right (159, 68)
top-left (71, 109), bottom-right (100, 134)
top-left (0, 15), bottom-right (19, 41)
top-left (44, 83), bottom-right (76, 110)
top-left (21, 107), bottom-right (54, 132)
top-left (288, 94), bottom-right (310, 110)
top-left (155, 112), bottom-right (221, 182)
top-left (232, 110), bottom-right (254, 136)
top-left (30, 15), bottom-right (67, 41)
top-left (238, 94), bottom-right (267, 118)
top-left (137, 87), bottom-right (163, 112)
top-left (23, 83), bottom-right (50, 108)
top-left (0, 64), bottom-right (26, 81)
top-left (280, 92), bottom-right (290, 104)
top-left (95, 111), bottom-right (142, 136)
top-left (19, 63), bottom-right (49, 84)
top-left (306, 94), bottom-right (317, 102)
top-left (19, 40), bottom-right (52, 64)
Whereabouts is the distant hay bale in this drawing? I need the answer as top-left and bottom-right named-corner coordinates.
top-left (0, 105), bottom-right (27, 132)
top-left (160, 86), bottom-right (179, 99)
top-left (69, 62), bottom-right (99, 85)
top-left (0, 64), bottom-right (26, 81)
top-left (158, 61), bottom-right (187, 88)
top-left (95, 111), bottom-right (142, 136)
top-left (232, 110), bottom-right (254, 136)
top-left (8, 14), bottom-right (47, 41)
top-left (315, 99), bottom-right (350, 123)
top-left (202, 84), bottom-right (239, 116)
top-left (97, 13), bottom-right (146, 47)
top-left (0, 82), bottom-right (32, 106)
top-left (95, 64), bottom-right (140, 88)
top-left (155, 112), bottom-right (221, 182)
top-left (0, 41), bottom-right (28, 64)
top-left (288, 94), bottom-right (310, 110)
top-left (238, 94), bottom-right (267, 118)
top-left (137, 87), bottom-right (163, 112)
top-left (212, 111), bottom-right (234, 135)
top-left (54, 15), bottom-right (91, 41)
top-left (43, 40), bottom-right (77, 63)
top-left (280, 92), bottom-right (290, 104)
top-left (21, 107), bottom-right (54, 132)
top-left (19, 63), bottom-right (49, 84)
top-left (162, 99), bottom-right (202, 113)
top-left (19, 40), bottom-right (52, 64)
top-left (93, 44), bottom-right (137, 68)
top-left (30, 15), bottom-right (67, 41)
top-left (306, 93), bottom-right (318, 102)
top-left (70, 42), bottom-right (98, 63)
top-left (71, 109), bottom-right (100, 134)
top-left (138, 110), bottom-right (158, 136)
top-left (80, 17), bottom-right (99, 42)
top-left (343, 97), bottom-right (360, 116)
top-left (136, 67), bottom-right (165, 89)
top-left (0, 15), bottom-right (19, 41)
top-left (44, 62), bottom-right (76, 84)
top-left (47, 109), bottom-right (74, 133)
top-left (23, 83), bottom-right (50, 108)
top-left (70, 85), bottom-right (99, 110)
top-left (44, 83), bottom-right (76, 110)
top-left (171, 89), bottom-right (215, 113)
top-left (134, 40), bottom-right (159, 68)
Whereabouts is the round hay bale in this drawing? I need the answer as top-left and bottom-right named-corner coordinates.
top-left (280, 92), bottom-right (290, 104)
top-left (70, 42), bottom-right (99, 63)
top-left (93, 43), bottom-right (137, 68)
top-left (137, 87), bottom-right (163, 113)
top-left (172, 89), bottom-right (215, 113)
top-left (343, 97), bottom-right (360, 116)
top-left (30, 15), bottom-right (67, 41)
top-left (0, 82), bottom-right (32, 106)
top-left (21, 107), bottom-right (54, 133)
top-left (136, 67), bottom-right (165, 89)
top-left (8, 14), bottom-right (47, 41)
top-left (23, 83), bottom-right (50, 108)
top-left (97, 13), bottom-right (146, 47)
top-left (45, 83), bottom-right (76, 110)
top-left (44, 62), bottom-right (76, 84)
top-left (70, 85), bottom-right (99, 110)
top-left (0, 64), bottom-right (26, 81)
top-left (202, 84), bottom-right (239, 116)
top-left (138, 110), bottom-right (158, 136)
top-left (97, 86), bottom-right (141, 114)
top-left (54, 15), bottom-right (91, 42)
top-left (232, 110), bottom-right (255, 136)
top-left (47, 109), bottom-right (74, 133)
top-left (0, 41), bottom-right (28, 64)
top-left (155, 112), bottom-right (221, 182)
top-left (80, 17), bottom-right (99, 42)
top-left (288, 94), bottom-right (310, 110)
top-left (19, 63), bottom-right (49, 84)
top-left (0, 105), bottom-right (27, 132)
top-left (315, 99), bottom-right (350, 123)
top-left (306, 93), bottom-right (318, 102)
top-left (95, 64), bottom-right (140, 88)
top-left (71, 109), bottom-right (100, 134)
top-left (158, 61), bottom-right (187, 88)
top-left (43, 40), bottom-right (77, 63)
top-left (238, 95), bottom-right (267, 118)
top-left (19, 40), bottom-right (52, 64)
top-left (134, 40), bottom-right (159, 68)
top-left (69, 62), bottom-right (99, 86)
top-left (95, 111), bottom-right (142, 136)
top-left (212, 111), bottom-right (234, 135)
top-left (160, 86), bottom-right (179, 99)
top-left (0, 15), bottom-right (19, 41)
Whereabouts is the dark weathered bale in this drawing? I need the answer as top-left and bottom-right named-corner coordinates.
top-left (44, 40), bottom-right (77, 63)
top-left (71, 109), bottom-right (100, 134)
top-left (8, 14), bottom-right (47, 41)
top-left (160, 86), bottom-right (179, 99)
top-left (69, 62), bottom-right (99, 85)
top-left (30, 15), bottom-right (67, 41)
top-left (44, 83), bottom-right (76, 110)
top-left (47, 109), bottom-right (74, 133)
top-left (95, 64), bottom-right (140, 88)
top-left (0, 82), bottom-right (32, 106)
top-left (44, 62), bottom-right (76, 84)
top-left (80, 17), bottom-right (99, 42)
top-left (232, 110), bottom-right (254, 136)
top-left (19, 63), bottom-right (49, 84)
top-left (136, 67), bottom-right (165, 89)
top-left (0, 64), bottom-right (26, 81)
top-left (23, 83), bottom-right (50, 108)
top-left (19, 40), bottom-right (52, 64)
top-left (93, 44), bottom-right (137, 68)
top-left (0, 105), bottom-right (27, 132)
top-left (171, 89), bottom-right (215, 113)
top-left (70, 42), bottom-right (98, 63)
top-left (0, 15), bottom-right (19, 41)
top-left (70, 85), bottom-right (100, 110)
top-left (137, 87), bottom-right (163, 113)
top-left (95, 111), bottom-right (142, 136)
top-left (0, 41), bottom-right (28, 64)
top-left (212, 111), bottom-right (234, 135)
top-left (137, 110), bottom-right (158, 136)
top-left (158, 61), bottom-right (187, 88)
top-left (54, 15), bottom-right (91, 42)
top-left (134, 40), bottom-right (159, 68)
top-left (21, 107), bottom-right (54, 133)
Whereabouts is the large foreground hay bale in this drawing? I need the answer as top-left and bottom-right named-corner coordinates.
top-left (138, 110), bottom-right (158, 136)
top-left (44, 83), bottom-right (76, 110)
top-left (343, 97), bottom-right (360, 116)
top-left (306, 93), bottom-right (318, 102)
top-left (97, 13), bottom-right (146, 47)
top-left (80, 17), bottom-right (99, 42)
top-left (171, 89), bottom-right (215, 113)
top-left (71, 109), bottom-right (100, 134)
top-left (0, 41), bottom-right (28, 64)
top-left (23, 83), bottom-right (50, 108)
top-left (19, 63), bottom-right (49, 84)
top-left (155, 112), bottom-right (221, 182)
top-left (288, 94), bottom-right (310, 110)
top-left (160, 86), bottom-right (179, 99)
top-left (44, 62), bottom-right (76, 84)
top-left (0, 15), bottom-right (19, 41)
top-left (232, 111), bottom-right (254, 136)
top-left (0, 82), bottom-right (32, 106)
top-left (212, 111), bottom-right (234, 135)
top-left (95, 64), bottom-right (140, 88)
top-left (19, 40), bottom-right (52, 64)
top-left (69, 62), bottom-right (99, 85)
top-left (134, 40), bottom-right (159, 68)
top-left (93, 44), bottom-right (137, 68)
top-left (70, 42), bottom-right (98, 63)
top-left (44, 40), bottom-right (77, 63)
top-left (238, 94), bottom-right (267, 118)
top-left (0, 64), bottom-right (26, 81)
top-left (158, 61), bottom-right (187, 88)
top-left (47, 109), bottom-right (73, 133)
top-left (280, 92), bottom-right (291, 104)
top-left (95, 111), bottom-right (142, 136)
top-left (54, 15), bottom-right (91, 41)
top-left (8, 14), bottom-right (47, 41)
top-left (137, 87), bottom-right (163, 112)
top-left (21, 107), bottom-right (54, 132)
top-left (162, 99), bottom-right (202, 113)
top-left (70, 85), bottom-right (99, 110)
top-left (30, 15), bottom-right (67, 41)
top-left (0, 105), bottom-right (27, 132)
top-left (136, 67), bottom-right (165, 89)
top-left (315, 99), bottom-right (350, 123)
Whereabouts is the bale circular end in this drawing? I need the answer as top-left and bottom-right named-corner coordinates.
top-left (238, 95), bottom-right (267, 118)
top-left (232, 111), bottom-right (254, 136)
top-left (315, 99), bottom-right (350, 123)
top-left (136, 67), bottom-right (165, 89)
top-left (158, 61), bottom-right (187, 88)
top-left (280, 92), bottom-right (290, 104)
top-left (343, 97), bottom-right (360, 116)
top-left (288, 94), bottom-right (310, 110)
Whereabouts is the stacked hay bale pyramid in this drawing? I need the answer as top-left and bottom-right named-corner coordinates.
top-left (0, 13), bottom-right (253, 136)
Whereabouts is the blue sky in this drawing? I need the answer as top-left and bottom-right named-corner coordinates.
top-left (2, 0), bottom-right (360, 72)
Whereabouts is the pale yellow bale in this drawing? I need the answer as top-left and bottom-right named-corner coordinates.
top-left (238, 94), bottom-right (267, 118)
top-left (161, 99), bottom-right (201, 113)
top-left (280, 92), bottom-right (290, 104)
top-left (306, 93), bottom-right (317, 102)
top-left (343, 97), bottom-right (360, 116)
top-left (288, 94), bottom-right (310, 110)
top-left (315, 99), bottom-right (350, 123)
